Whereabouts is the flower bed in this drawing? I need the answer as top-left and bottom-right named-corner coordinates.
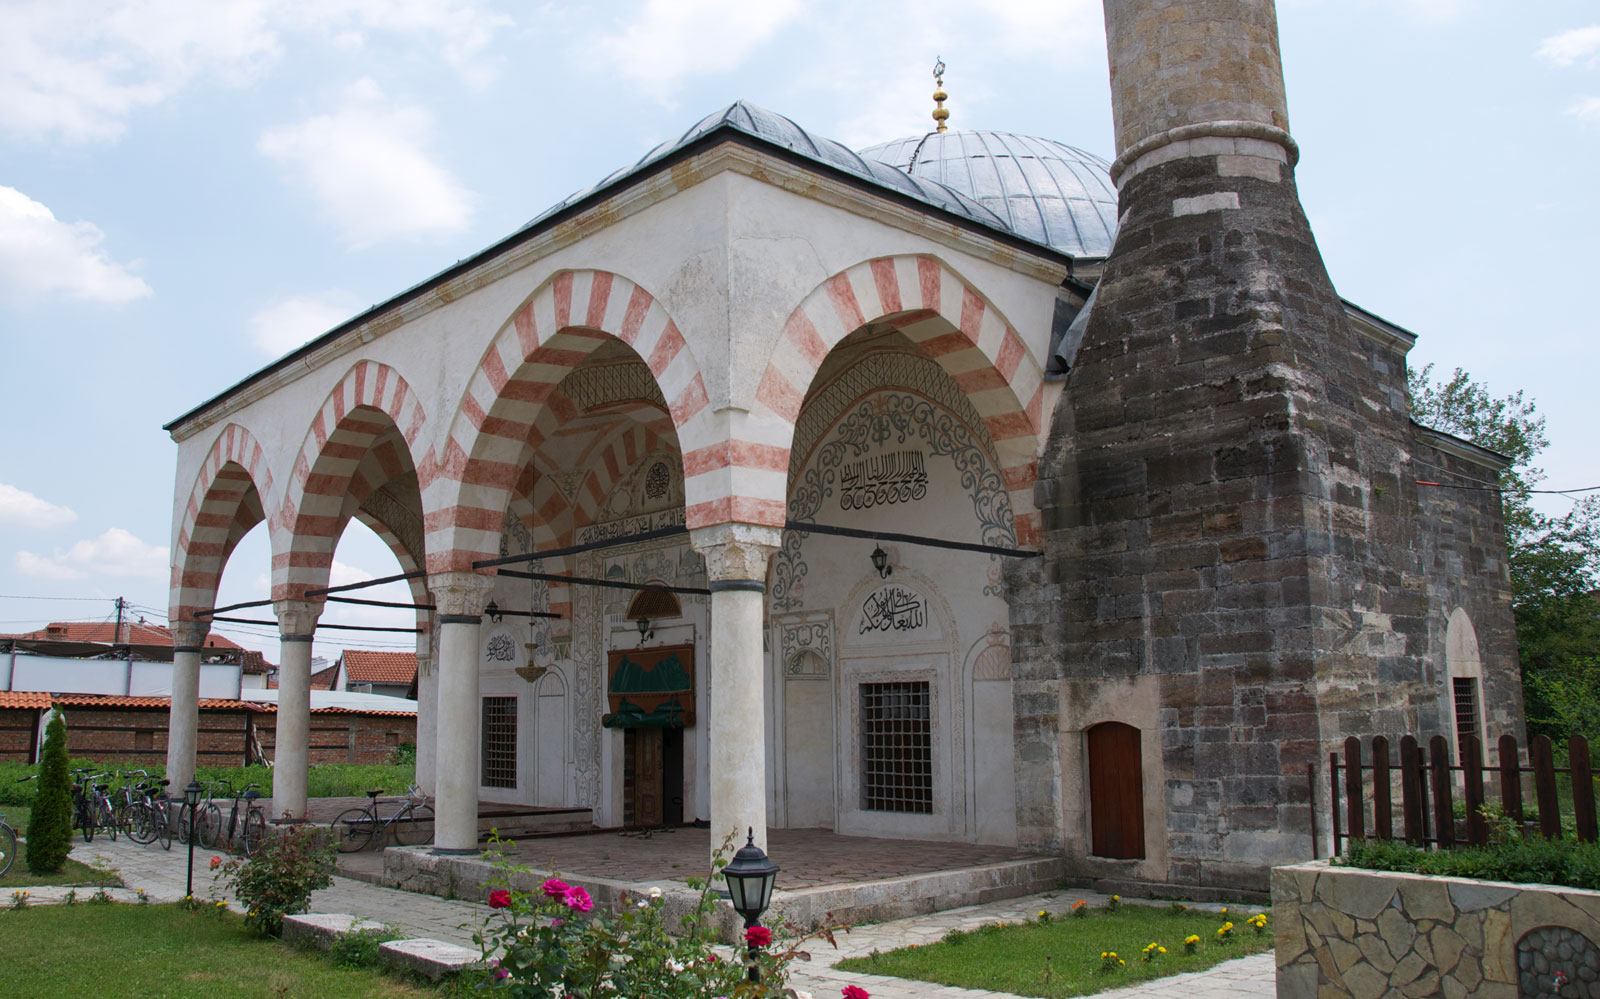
top-left (1272, 859), bottom-right (1600, 999)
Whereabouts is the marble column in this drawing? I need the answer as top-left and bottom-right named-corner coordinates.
top-left (272, 600), bottom-right (321, 822)
top-left (690, 523), bottom-right (780, 858)
top-left (164, 621), bottom-right (210, 793)
top-left (429, 571), bottom-right (496, 854)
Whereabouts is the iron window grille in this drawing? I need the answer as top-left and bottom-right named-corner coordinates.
top-left (1452, 676), bottom-right (1480, 764)
top-left (482, 696), bottom-right (518, 789)
top-left (860, 681), bottom-right (933, 813)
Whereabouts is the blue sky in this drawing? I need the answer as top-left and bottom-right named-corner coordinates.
top-left (2, 0), bottom-right (1597, 661)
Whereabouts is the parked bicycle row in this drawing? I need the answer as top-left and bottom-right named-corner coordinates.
top-left (13, 770), bottom-right (271, 856)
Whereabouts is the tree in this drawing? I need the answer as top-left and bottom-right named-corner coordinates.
top-left (1408, 365), bottom-right (1600, 739)
top-left (26, 708), bottom-right (73, 874)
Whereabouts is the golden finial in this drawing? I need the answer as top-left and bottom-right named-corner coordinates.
top-left (932, 57), bottom-right (949, 133)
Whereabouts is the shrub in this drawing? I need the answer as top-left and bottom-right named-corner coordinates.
top-left (25, 710), bottom-right (72, 874)
top-left (215, 823), bottom-right (335, 936)
top-left (328, 924), bottom-right (403, 968)
top-left (1340, 833), bottom-right (1600, 891)
top-left (474, 836), bottom-right (842, 997)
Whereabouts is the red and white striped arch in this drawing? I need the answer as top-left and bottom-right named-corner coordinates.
top-left (754, 255), bottom-right (1045, 547)
top-left (276, 361), bottom-right (431, 601)
top-left (169, 423), bottom-right (276, 625)
top-left (427, 270), bottom-right (707, 572)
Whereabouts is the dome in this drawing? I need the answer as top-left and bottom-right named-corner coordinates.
top-left (859, 131), bottom-right (1119, 258)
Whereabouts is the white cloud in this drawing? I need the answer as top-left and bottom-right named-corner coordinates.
top-left (15, 527), bottom-right (169, 582)
top-left (258, 78), bottom-right (476, 249)
top-left (322, 558), bottom-right (415, 629)
top-left (0, 484), bottom-right (77, 529)
top-left (1567, 96), bottom-right (1600, 124)
top-left (594, 0), bottom-right (805, 93)
top-left (1537, 25), bottom-right (1600, 68)
top-left (0, 186), bottom-right (152, 304)
top-left (249, 290), bottom-right (362, 355)
top-left (0, 0), bottom-right (511, 143)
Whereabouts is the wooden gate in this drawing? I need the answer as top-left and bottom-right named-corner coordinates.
top-left (1087, 721), bottom-right (1146, 859)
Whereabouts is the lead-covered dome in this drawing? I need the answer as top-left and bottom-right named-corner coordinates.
top-left (859, 131), bottom-right (1119, 258)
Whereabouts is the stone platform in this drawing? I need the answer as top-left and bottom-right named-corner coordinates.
top-left (378, 826), bottom-right (1065, 933)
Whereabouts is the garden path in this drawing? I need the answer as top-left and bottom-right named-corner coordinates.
top-left (26, 836), bottom-right (1274, 999)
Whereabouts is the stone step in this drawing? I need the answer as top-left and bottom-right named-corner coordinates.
top-left (476, 806), bottom-right (593, 837)
top-left (379, 938), bottom-right (484, 980)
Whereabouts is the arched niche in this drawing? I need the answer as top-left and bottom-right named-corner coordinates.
top-left (1446, 607), bottom-right (1484, 763)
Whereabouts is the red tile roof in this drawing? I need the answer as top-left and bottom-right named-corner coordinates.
top-left (49, 693), bottom-right (260, 711)
top-left (264, 662), bottom-right (341, 691)
top-left (342, 650), bottom-right (417, 685)
top-left (0, 691), bottom-right (53, 709)
top-left (1, 621), bottom-right (272, 672)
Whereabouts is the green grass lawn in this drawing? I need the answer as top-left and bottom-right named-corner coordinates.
top-left (0, 902), bottom-right (467, 998)
top-left (0, 854), bottom-right (119, 889)
top-left (835, 903), bottom-right (1273, 998)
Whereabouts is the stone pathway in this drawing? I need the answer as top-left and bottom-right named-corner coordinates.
top-left (7, 836), bottom-right (1276, 998)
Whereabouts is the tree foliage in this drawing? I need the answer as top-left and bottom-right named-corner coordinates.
top-left (25, 709), bottom-right (73, 874)
top-left (1408, 365), bottom-right (1600, 739)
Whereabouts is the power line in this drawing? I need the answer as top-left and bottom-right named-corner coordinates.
top-left (0, 594), bottom-right (124, 602)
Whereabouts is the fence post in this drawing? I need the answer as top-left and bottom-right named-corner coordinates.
top-left (1572, 734), bottom-right (1597, 844)
top-left (1400, 735), bottom-right (1424, 846)
top-left (1308, 763), bottom-right (1320, 860)
top-left (1345, 735), bottom-right (1365, 842)
top-left (1372, 735), bottom-right (1392, 840)
top-left (1430, 734), bottom-right (1455, 849)
top-left (1532, 735), bottom-right (1561, 840)
top-left (1498, 733), bottom-right (1523, 824)
top-left (1462, 734), bottom-right (1486, 846)
top-left (1330, 749), bottom-right (1343, 855)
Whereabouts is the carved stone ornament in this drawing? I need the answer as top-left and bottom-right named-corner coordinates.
top-left (172, 622), bottom-right (211, 648)
top-left (273, 599), bottom-right (323, 638)
top-left (427, 571), bottom-right (497, 617)
top-left (689, 523), bottom-right (782, 582)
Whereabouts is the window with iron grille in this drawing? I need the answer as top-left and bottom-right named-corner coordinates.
top-left (482, 696), bottom-right (517, 788)
top-left (860, 681), bottom-right (932, 813)
top-left (1453, 676), bottom-right (1480, 762)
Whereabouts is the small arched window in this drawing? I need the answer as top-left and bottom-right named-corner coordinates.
top-left (1445, 608), bottom-right (1483, 763)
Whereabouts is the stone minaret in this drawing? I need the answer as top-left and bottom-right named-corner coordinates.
top-left (1016, 0), bottom-right (1448, 892)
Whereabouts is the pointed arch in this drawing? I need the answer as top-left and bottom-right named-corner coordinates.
top-left (428, 270), bottom-right (707, 571)
top-left (754, 255), bottom-right (1046, 546)
top-left (276, 360), bottom-right (430, 600)
top-left (169, 423), bottom-right (276, 624)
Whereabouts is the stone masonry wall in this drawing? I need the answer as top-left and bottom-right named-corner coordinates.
top-left (1273, 859), bottom-right (1600, 999)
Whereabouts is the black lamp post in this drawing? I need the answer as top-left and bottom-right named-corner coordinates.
top-left (721, 827), bottom-right (779, 982)
top-left (183, 780), bottom-right (203, 899)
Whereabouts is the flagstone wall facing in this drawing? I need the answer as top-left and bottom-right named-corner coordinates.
top-left (1273, 859), bottom-right (1600, 999)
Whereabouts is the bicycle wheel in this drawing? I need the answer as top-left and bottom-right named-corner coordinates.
top-left (242, 809), bottom-right (267, 856)
top-left (177, 805), bottom-right (193, 846)
top-left (393, 804), bottom-right (435, 846)
top-left (155, 803), bottom-right (173, 850)
top-left (79, 799), bottom-right (96, 843)
top-left (127, 804), bottom-right (156, 845)
top-left (97, 799), bottom-right (118, 842)
top-left (330, 807), bottom-right (376, 853)
top-left (197, 803), bottom-right (222, 849)
top-left (0, 822), bottom-right (15, 877)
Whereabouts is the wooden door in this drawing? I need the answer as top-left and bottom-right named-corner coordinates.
top-left (631, 728), bottom-right (665, 827)
top-left (1087, 722), bottom-right (1145, 859)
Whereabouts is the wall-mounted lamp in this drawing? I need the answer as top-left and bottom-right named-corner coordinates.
top-left (870, 544), bottom-right (892, 580)
top-left (485, 600), bottom-right (503, 624)
top-left (636, 617), bottom-right (654, 642)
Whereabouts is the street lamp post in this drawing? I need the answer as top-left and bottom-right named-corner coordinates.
top-left (183, 780), bottom-right (202, 900)
top-left (720, 827), bottom-right (780, 983)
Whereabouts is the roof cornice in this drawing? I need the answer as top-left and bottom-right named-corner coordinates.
top-left (166, 129), bottom-right (1072, 442)
top-left (1341, 299), bottom-right (1418, 354)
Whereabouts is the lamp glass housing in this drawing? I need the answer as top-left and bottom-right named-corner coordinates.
top-left (721, 828), bottom-right (779, 923)
top-left (184, 780), bottom-right (203, 809)
top-left (870, 545), bottom-right (890, 578)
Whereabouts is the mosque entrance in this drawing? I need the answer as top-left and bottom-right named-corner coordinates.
top-left (623, 727), bottom-right (683, 828)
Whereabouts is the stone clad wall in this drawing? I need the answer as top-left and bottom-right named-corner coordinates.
top-left (1273, 859), bottom-right (1600, 999)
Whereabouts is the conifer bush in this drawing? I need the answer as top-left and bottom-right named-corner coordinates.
top-left (26, 709), bottom-right (72, 874)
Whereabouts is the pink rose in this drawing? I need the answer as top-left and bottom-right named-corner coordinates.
top-left (542, 878), bottom-right (571, 899)
top-left (562, 886), bottom-right (593, 912)
top-left (488, 889), bottom-right (512, 909)
top-left (744, 925), bottom-right (772, 946)
top-left (841, 987), bottom-right (871, 999)
top-left (209, 856), bottom-right (222, 870)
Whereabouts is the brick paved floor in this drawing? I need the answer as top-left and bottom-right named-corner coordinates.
top-left (15, 830), bottom-right (1275, 999)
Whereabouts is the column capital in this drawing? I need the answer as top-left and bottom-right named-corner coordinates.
top-left (428, 571), bottom-right (497, 618)
top-left (689, 523), bottom-right (782, 583)
top-left (171, 622), bottom-right (210, 650)
top-left (273, 600), bottom-right (323, 638)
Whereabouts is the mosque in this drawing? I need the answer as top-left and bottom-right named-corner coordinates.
top-left (162, 0), bottom-right (1519, 894)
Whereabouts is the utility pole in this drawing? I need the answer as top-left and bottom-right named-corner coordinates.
top-left (112, 596), bottom-right (125, 644)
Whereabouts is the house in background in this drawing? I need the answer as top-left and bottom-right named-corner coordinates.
top-left (338, 650), bottom-right (418, 699)
top-left (1, 621), bottom-right (273, 696)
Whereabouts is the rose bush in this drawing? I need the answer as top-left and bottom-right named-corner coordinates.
top-left (474, 835), bottom-right (847, 998)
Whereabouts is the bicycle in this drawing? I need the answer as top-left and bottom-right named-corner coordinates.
top-left (125, 776), bottom-right (174, 850)
top-left (214, 781), bottom-right (267, 856)
top-left (329, 785), bottom-right (434, 852)
top-left (178, 779), bottom-right (225, 848)
top-left (1, 776), bottom-right (33, 876)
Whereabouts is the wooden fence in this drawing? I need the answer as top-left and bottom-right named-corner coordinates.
top-left (1329, 733), bottom-right (1598, 855)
